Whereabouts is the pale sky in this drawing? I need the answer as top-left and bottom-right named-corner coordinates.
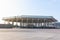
top-left (0, 0), bottom-right (60, 23)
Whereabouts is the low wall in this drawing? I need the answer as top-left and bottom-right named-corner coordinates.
top-left (0, 24), bottom-right (13, 28)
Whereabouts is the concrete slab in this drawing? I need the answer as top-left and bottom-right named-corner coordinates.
top-left (0, 29), bottom-right (60, 40)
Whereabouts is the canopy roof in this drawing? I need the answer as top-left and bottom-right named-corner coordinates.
top-left (2, 15), bottom-right (57, 23)
top-left (19, 15), bottom-right (53, 18)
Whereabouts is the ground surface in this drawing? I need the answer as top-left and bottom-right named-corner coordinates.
top-left (0, 28), bottom-right (60, 40)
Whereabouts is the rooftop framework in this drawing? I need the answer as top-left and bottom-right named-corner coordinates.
top-left (2, 15), bottom-right (57, 28)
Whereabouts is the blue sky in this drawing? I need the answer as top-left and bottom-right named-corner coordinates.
top-left (0, 0), bottom-right (60, 23)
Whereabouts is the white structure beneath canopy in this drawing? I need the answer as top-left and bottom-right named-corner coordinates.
top-left (2, 15), bottom-right (58, 28)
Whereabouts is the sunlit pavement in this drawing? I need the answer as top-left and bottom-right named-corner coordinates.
top-left (0, 28), bottom-right (60, 40)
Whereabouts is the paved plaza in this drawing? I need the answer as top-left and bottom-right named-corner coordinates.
top-left (0, 29), bottom-right (60, 40)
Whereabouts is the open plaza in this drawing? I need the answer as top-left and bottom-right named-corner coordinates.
top-left (0, 29), bottom-right (60, 40)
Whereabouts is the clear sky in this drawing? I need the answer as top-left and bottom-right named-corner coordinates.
top-left (0, 0), bottom-right (60, 23)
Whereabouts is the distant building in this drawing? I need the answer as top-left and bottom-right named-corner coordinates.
top-left (52, 22), bottom-right (60, 29)
top-left (2, 15), bottom-right (57, 28)
top-left (0, 24), bottom-right (13, 28)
